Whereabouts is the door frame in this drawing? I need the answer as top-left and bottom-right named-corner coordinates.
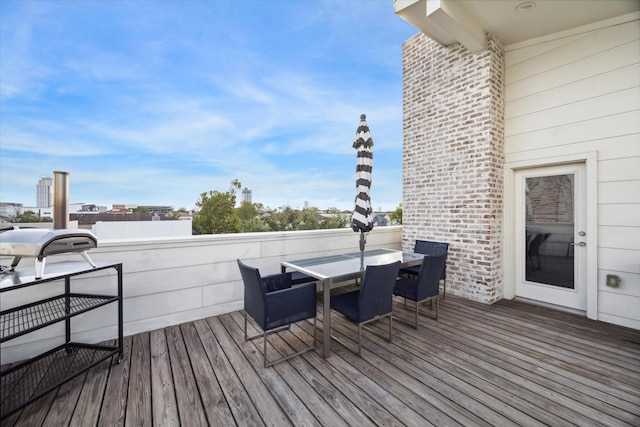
top-left (503, 151), bottom-right (598, 320)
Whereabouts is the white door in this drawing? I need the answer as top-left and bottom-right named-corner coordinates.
top-left (514, 163), bottom-right (587, 311)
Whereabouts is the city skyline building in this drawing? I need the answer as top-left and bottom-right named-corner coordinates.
top-left (242, 187), bottom-right (252, 204)
top-left (36, 177), bottom-right (53, 208)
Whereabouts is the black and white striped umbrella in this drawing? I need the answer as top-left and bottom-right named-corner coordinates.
top-left (351, 114), bottom-right (374, 252)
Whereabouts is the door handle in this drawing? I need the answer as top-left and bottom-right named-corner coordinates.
top-left (570, 242), bottom-right (586, 247)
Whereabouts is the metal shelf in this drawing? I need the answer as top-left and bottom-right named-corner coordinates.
top-left (0, 343), bottom-right (120, 419)
top-left (1, 294), bottom-right (119, 342)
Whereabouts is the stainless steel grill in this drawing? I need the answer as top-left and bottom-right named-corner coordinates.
top-left (0, 228), bottom-right (98, 278)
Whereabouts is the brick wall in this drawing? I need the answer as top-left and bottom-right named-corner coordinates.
top-left (402, 34), bottom-right (505, 303)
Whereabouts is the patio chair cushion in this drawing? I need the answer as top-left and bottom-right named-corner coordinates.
top-left (401, 239), bottom-right (448, 281)
top-left (330, 261), bottom-right (401, 324)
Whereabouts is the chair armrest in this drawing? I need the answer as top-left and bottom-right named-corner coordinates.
top-left (262, 272), bottom-right (293, 292)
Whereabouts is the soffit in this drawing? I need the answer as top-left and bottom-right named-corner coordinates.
top-left (394, 0), bottom-right (640, 50)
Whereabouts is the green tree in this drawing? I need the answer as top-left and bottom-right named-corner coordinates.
top-left (193, 180), bottom-right (242, 234)
top-left (390, 204), bottom-right (403, 225)
top-left (299, 207), bottom-right (320, 230)
top-left (280, 206), bottom-right (302, 230)
top-left (237, 201), bottom-right (269, 232)
top-left (237, 201), bottom-right (258, 223)
top-left (12, 210), bottom-right (52, 223)
top-left (320, 207), bottom-right (348, 229)
top-left (132, 206), bottom-right (149, 213)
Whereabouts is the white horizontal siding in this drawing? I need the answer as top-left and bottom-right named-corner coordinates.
top-left (505, 15), bottom-right (640, 329)
top-left (598, 157), bottom-right (640, 181)
top-left (597, 291), bottom-right (640, 330)
top-left (506, 63), bottom-right (639, 120)
top-left (506, 21), bottom-right (639, 87)
top-left (506, 87), bottom-right (639, 136)
top-left (598, 204), bottom-right (640, 226)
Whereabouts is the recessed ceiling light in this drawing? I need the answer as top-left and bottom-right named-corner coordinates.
top-left (516, 2), bottom-right (536, 13)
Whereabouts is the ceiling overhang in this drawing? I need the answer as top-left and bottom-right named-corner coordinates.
top-left (394, 0), bottom-right (640, 53)
top-left (394, 0), bottom-right (486, 52)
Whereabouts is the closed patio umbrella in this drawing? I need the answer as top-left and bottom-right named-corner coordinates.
top-left (351, 114), bottom-right (374, 261)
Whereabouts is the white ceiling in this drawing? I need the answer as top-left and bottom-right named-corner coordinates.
top-left (395, 0), bottom-right (640, 50)
top-left (462, 0), bottom-right (640, 45)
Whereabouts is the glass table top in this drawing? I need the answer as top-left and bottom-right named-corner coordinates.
top-left (282, 248), bottom-right (424, 281)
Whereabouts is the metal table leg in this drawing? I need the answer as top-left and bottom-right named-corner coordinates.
top-left (323, 278), bottom-right (332, 358)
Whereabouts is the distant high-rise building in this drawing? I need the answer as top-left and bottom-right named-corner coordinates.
top-left (242, 187), bottom-right (252, 203)
top-left (36, 177), bottom-right (53, 208)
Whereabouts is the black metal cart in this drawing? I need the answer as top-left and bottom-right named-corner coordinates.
top-left (0, 261), bottom-right (123, 420)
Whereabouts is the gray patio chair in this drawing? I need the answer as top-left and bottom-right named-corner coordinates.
top-left (329, 261), bottom-right (401, 357)
top-left (394, 253), bottom-right (447, 328)
top-left (237, 259), bottom-right (317, 367)
top-left (400, 239), bottom-right (449, 298)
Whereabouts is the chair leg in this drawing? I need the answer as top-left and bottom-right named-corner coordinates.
top-left (388, 314), bottom-right (393, 342)
top-left (244, 311), bottom-right (248, 341)
top-left (313, 316), bottom-right (317, 348)
top-left (442, 278), bottom-right (446, 300)
top-left (263, 330), bottom-right (269, 368)
top-left (263, 317), bottom-right (317, 368)
top-left (435, 296), bottom-right (439, 321)
top-left (414, 300), bottom-right (419, 329)
top-left (357, 324), bottom-right (362, 357)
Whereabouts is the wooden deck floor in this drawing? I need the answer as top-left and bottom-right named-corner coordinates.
top-left (3, 295), bottom-right (640, 426)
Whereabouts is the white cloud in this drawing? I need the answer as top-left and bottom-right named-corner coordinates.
top-left (0, 0), bottom-right (415, 211)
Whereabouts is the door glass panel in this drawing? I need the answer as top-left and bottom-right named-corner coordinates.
top-left (525, 174), bottom-right (575, 288)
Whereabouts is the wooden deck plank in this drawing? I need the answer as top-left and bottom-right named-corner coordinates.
top-left (3, 296), bottom-right (639, 426)
top-left (329, 306), bottom-right (547, 427)
top-left (97, 335), bottom-right (132, 427)
top-left (217, 313), bottom-right (322, 427)
top-left (399, 303), bottom-right (640, 424)
top-left (488, 300), bottom-right (640, 362)
top-left (240, 311), bottom-right (378, 426)
top-left (69, 345), bottom-right (113, 425)
top-left (295, 318), bottom-right (473, 427)
top-left (226, 311), bottom-right (350, 427)
top-left (389, 304), bottom-right (628, 426)
top-left (150, 328), bottom-right (179, 426)
top-left (387, 309), bottom-right (575, 426)
top-left (435, 299), bottom-right (640, 425)
top-left (124, 332), bottom-right (152, 427)
top-left (165, 325), bottom-right (208, 426)
top-left (204, 315), bottom-right (293, 427)
top-left (447, 299), bottom-right (640, 382)
top-left (179, 321), bottom-right (236, 426)
top-left (441, 299), bottom-right (640, 400)
top-left (192, 318), bottom-right (264, 427)
top-left (442, 299), bottom-right (640, 402)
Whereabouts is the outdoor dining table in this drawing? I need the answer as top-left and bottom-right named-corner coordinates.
top-left (281, 248), bottom-right (424, 358)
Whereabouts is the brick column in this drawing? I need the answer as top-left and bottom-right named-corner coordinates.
top-left (402, 34), bottom-right (505, 303)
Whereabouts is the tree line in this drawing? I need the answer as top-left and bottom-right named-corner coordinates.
top-left (7, 179), bottom-right (403, 233)
top-left (192, 180), bottom-right (351, 234)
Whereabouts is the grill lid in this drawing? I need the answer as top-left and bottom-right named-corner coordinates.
top-left (0, 228), bottom-right (98, 278)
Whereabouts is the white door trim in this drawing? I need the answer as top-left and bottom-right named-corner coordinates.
top-left (503, 151), bottom-right (598, 319)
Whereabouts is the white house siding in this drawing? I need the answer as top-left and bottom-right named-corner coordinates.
top-left (402, 34), bottom-right (505, 304)
top-left (503, 14), bottom-right (640, 329)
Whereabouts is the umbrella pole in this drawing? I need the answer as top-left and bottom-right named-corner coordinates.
top-left (359, 231), bottom-right (365, 270)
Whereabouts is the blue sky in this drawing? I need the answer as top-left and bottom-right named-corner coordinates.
top-left (0, 0), bottom-right (416, 212)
